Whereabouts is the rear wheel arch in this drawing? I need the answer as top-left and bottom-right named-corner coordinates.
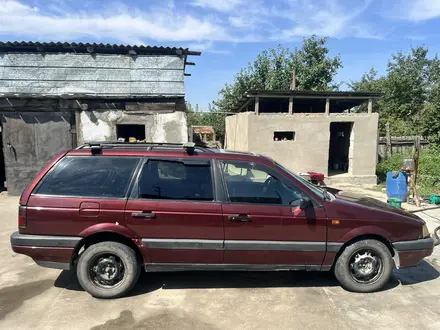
top-left (71, 231), bottom-right (145, 266)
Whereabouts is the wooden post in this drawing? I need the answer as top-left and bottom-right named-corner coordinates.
top-left (288, 97), bottom-right (293, 115)
top-left (413, 137), bottom-right (421, 207)
top-left (255, 97), bottom-right (260, 115)
top-left (385, 122), bottom-right (392, 157)
top-left (291, 70), bottom-right (296, 90)
top-left (368, 98), bottom-right (373, 114)
top-left (325, 98), bottom-right (330, 115)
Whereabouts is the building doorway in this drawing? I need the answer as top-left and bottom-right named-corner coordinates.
top-left (116, 124), bottom-right (146, 142)
top-left (0, 123), bottom-right (5, 191)
top-left (328, 122), bottom-right (353, 176)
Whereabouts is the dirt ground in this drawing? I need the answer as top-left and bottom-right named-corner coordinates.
top-left (1, 191), bottom-right (440, 330)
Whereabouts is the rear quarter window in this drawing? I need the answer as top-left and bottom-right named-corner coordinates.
top-left (36, 156), bottom-right (140, 198)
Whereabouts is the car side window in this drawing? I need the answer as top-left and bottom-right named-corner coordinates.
top-left (220, 160), bottom-right (305, 205)
top-left (137, 159), bottom-right (214, 201)
top-left (36, 156), bottom-right (140, 198)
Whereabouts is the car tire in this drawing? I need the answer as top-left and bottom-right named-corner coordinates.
top-left (334, 239), bottom-right (393, 293)
top-left (77, 241), bottom-right (140, 299)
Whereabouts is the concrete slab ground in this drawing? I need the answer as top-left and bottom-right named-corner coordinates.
top-left (1, 193), bottom-right (440, 330)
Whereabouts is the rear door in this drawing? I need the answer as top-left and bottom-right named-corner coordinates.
top-left (25, 156), bottom-right (140, 236)
top-left (125, 157), bottom-right (224, 264)
top-left (219, 159), bottom-right (327, 268)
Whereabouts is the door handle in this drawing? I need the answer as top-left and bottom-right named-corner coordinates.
top-left (228, 215), bottom-right (252, 222)
top-left (131, 212), bottom-right (156, 219)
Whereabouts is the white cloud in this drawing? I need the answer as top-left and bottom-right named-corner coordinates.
top-left (394, 0), bottom-right (440, 22)
top-left (275, 0), bottom-right (381, 40)
top-left (0, 0), bottom-right (389, 51)
top-left (0, 0), bottom-right (230, 44)
top-left (407, 35), bottom-right (427, 41)
top-left (186, 41), bottom-right (231, 54)
top-left (191, 0), bottom-right (243, 12)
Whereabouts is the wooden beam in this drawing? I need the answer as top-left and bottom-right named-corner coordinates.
top-left (288, 97), bottom-right (293, 114)
top-left (255, 96), bottom-right (260, 115)
top-left (185, 61), bottom-right (196, 66)
top-left (368, 98), bottom-right (373, 114)
top-left (184, 73), bottom-right (191, 76)
top-left (325, 98), bottom-right (330, 115)
top-left (236, 98), bottom-right (252, 113)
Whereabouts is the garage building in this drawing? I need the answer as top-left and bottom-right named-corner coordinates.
top-left (0, 42), bottom-right (200, 195)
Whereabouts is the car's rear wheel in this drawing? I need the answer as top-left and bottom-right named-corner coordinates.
top-left (334, 239), bottom-right (393, 293)
top-left (77, 241), bottom-right (140, 299)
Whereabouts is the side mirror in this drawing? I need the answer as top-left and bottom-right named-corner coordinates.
top-left (299, 197), bottom-right (313, 210)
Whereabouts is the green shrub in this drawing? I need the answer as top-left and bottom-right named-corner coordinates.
top-left (376, 153), bottom-right (407, 182)
top-left (377, 146), bottom-right (440, 196)
top-left (418, 146), bottom-right (440, 195)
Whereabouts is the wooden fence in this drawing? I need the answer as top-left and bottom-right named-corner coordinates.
top-left (378, 136), bottom-right (429, 158)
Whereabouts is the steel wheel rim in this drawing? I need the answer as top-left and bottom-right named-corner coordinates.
top-left (88, 253), bottom-right (125, 289)
top-left (349, 248), bottom-right (383, 285)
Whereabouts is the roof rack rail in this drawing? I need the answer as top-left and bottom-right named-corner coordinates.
top-left (76, 141), bottom-right (214, 153)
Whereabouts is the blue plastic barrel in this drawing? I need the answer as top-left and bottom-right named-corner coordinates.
top-left (386, 171), bottom-right (408, 202)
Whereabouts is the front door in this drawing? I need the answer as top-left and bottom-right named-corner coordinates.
top-left (220, 159), bottom-right (327, 268)
top-left (125, 158), bottom-right (223, 264)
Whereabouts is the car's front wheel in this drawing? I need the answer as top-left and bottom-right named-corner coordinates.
top-left (77, 241), bottom-right (140, 298)
top-left (334, 239), bottom-right (393, 293)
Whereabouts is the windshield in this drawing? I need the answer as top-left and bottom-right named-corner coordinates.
top-left (273, 161), bottom-right (325, 198)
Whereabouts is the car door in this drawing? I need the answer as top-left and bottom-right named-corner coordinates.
top-left (125, 157), bottom-right (224, 265)
top-left (26, 156), bottom-right (140, 236)
top-left (220, 159), bottom-right (327, 268)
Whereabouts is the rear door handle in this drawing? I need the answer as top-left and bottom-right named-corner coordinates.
top-left (228, 215), bottom-right (252, 222)
top-left (131, 212), bottom-right (156, 219)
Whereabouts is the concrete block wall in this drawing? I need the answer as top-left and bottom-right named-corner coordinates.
top-left (79, 110), bottom-right (188, 144)
top-left (225, 112), bottom-right (379, 182)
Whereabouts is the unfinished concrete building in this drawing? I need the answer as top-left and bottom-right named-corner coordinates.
top-left (225, 90), bottom-right (382, 185)
top-left (0, 42), bottom-right (200, 194)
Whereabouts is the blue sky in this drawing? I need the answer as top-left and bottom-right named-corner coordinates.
top-left (1, 0), bottom-right (440, 109)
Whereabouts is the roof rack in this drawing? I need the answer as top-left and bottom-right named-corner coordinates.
top-left (76, 141), bottom-right (214, 154)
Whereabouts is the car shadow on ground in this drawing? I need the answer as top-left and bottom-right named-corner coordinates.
top-left (54, 260), bottom-right (439, 297)
top-left (393, 260), bottom-right (440, 285)
top-left (55, 261), bottom-right (440, 297)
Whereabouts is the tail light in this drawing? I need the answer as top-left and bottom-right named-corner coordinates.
top-left (18, 205), bottom-right (27, 228)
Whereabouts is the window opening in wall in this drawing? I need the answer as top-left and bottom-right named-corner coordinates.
top-left (328, 122), bottom-right (353, 176)
top-left (116, 124), bottom-right (146, 142)
top-left (273, 131), bottom-right (295, 141)
top-left (0, 123), bottom-right (5, 191)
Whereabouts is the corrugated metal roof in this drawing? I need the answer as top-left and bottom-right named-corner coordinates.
top-left (0, 41), bottom-right (201, 56)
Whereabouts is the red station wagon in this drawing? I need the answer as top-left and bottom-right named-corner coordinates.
top-left (10, 142), bottom-right (440, 298)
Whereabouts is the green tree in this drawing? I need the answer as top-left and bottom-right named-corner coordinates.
top-left (350, 46), bottom-right (437, 138)
top-left (186, 102), bottom-right (227, 144)
top-left (213, 36), bottom-right (343, 112)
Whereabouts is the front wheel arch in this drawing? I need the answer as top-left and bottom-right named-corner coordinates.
top-left (332, 234), bottom-right (395, 270)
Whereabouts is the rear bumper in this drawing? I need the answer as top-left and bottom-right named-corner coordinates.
top-left (393, 237), bottom-right (435, 268)
top-left (10, 231), bottom-right (81, 270)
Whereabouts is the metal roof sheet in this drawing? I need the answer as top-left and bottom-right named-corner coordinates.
top-left (0, 41), bottom-right (201, 56)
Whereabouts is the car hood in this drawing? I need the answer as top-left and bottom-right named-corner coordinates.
top-left (329, 189), bottom-right (422, 221)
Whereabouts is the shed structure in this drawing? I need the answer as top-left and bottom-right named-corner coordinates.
top-left (225, 90), bottom-right (383, 185)
top-left (0, 42), bottom-right (200, 195)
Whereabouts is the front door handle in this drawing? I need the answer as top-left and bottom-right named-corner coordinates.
top-left (228, 215), bottom-right (252, 222)
top-left (131, 212), bottom-right (156, 219)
